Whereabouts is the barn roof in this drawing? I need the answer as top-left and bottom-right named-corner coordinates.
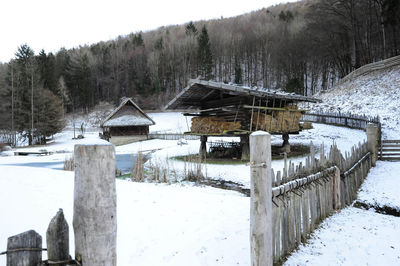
top-left (101, 98), bottom-right (155, 128)
top-left (164, 79), bottom-right (322, 110)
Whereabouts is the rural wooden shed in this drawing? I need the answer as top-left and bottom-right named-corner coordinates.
top-left (164, 79), bottom-right (321, 159)
top-left (101, 98), bottom-right (155, 145)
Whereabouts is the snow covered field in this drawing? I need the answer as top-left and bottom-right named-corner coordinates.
top-left (306, 64), bottom-right (400, 139)
top-left (0, 109), bottom-right (399, 265)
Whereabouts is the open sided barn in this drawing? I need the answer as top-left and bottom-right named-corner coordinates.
top-left (101, 98), bottom-right (155, 145)
top-left (164, 79), bottom-right (321, 159)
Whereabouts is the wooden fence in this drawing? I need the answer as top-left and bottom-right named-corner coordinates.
top-left (301, 111), bottom-right (380, 131)
top-left (250, 124), bottom-right (378, 265)
top-left (379, 140), bottom-right (400, 161)
top-left (270, 141), bottom-right (371, 263)
top-left (337, 55), bottom-right (400, 86)
top-left (148, 133), bottom-right (200, 140)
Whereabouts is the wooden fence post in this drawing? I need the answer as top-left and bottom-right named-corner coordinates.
top-left (46, 209), bottom-right (69, 265)
top-left (7, 230), bottom-right (42, 266)
top-left (366, 123), bottom-right (379, 166)
top-left (73, 144), bottom-right (117, 266)
top-left (250, 131), bottom-right (272, 266)
top-left (332, 166), bottom-right (341, 210)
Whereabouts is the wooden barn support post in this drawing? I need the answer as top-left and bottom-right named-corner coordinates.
top-left (46, 209), bottom-right (69, 265)
top-left (366, 123), bottom-right (379, 166)
top-left (250, 131), bottom-right (272, 266)
top-left (282, 134), bottom-right (290, 153)
top-left (332, 166), bottom-right (341, 210)
top-left (200, 135), bottom-right (208, 160)
top-left (241, 134), bottom-right (250, 161)
top-left (6, 230), bottom-right (42, 266)
top-left (73, 144), bottom-right (117, 266)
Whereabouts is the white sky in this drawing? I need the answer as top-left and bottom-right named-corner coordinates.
top-left (0, 0), bottom-right (298, 63)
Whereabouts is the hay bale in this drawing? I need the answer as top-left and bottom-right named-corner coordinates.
top-left (253, 111), bottom-right (302, 133)
top-left (191, 117), bottom-right (241, 134)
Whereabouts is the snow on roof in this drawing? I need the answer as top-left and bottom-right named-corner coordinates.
top-left (164, 79), bottom-right (321, 110)
top-left (103, 114), bottom-right (154, 127)
top-left (101, 98), bottom-right (155, 127)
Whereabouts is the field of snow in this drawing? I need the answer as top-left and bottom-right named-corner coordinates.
top-left (0, 104), bottom-right (399, 265)
top-left (357, 161), bottom-right (400, 211)
top-left (305, 64), bottom-right (400, 139)
top-left (284, 206), bottom-right (400, 266)
top-left (0, 166), bottom-right (249, 266)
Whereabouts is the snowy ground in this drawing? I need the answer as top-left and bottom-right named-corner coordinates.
top-left (0, 108), bottom-right (398, 265)
top-left (285, 160), bottom-right (400, 265)
top-left (357, 161), bottom-right (400, 211)
top-left (284, 206), bottom-right (400, 266)
top-left (304, 64), bottom-right (400, 139)
top-left (0, 120), bottom-right (366, 189)
top-left (0, 166), bottom-right (249, 266)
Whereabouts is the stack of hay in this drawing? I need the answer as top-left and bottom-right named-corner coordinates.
top-left (191, 117), bottom-right (241, 134)
top-left (252, 111), bottom-right (302, 133)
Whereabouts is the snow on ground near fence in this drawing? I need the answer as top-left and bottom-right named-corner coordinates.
top-left (357, 161), bottom-right (400, 211)
top-left (0, 166), bottom-right (250, 266)
top-left (306, 64), bottom-right (400, 139)
top-left (284, 160), bottom-right (400, 265)
top-left (284, 207), bottom-right (400, 266)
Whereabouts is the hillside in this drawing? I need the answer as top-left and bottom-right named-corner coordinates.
top-left (306, 63), bottom-right (400, 139)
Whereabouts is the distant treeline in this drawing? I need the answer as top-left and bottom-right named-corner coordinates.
top-left (0, 0), bottom-right (399, 140)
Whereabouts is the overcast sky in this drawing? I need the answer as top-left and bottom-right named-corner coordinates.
top-left (0, 0), bottom-right (298, 63)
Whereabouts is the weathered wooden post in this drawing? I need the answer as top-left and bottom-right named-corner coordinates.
top-left (241, 134), bottom-right (250, 161)
top-left (73, 144), bottom-right (117, 265)
top-left (332, 166), bottom-right (341, 210)
top-left (199, 135), bottom-right (207, 160)
top-left (46, 209), bottom-right (70, 265)
top-left (7, 230), bottom-right (42, 266)
top-left (366, 123), bottom-right (379, 166)
top-left (250, 131), bottom-right (272, 266)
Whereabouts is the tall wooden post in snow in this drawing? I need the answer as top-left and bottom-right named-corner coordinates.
top-left (366, 123), bottom-right (379, 166)
top-left (250, 131), bottom-right (272, 266)
top-left (73, 144), bottom-right (117, 265)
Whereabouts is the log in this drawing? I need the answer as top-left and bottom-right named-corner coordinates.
top-left (7, 230), bottom-right (42, 266)
top-left (73, 144), bottom-right (117, 266)
top-left (250, 131), bottom-right (272, 266)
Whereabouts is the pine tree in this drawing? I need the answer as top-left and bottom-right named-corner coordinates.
top-left (197, 25), bottom-right (213, 80)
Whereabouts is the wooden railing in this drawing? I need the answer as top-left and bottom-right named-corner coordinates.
top-left (301, 111), bottom-right (380, 131)
top-left (379, 140), bottom-right (400, 161)
top-left (250, 124), bottom-right (379, 265)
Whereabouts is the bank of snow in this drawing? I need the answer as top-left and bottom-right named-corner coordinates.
top-left (0, 165), bottom-right (249, 266)
top-left (357, 161), bottom-right (400, 211)
top-left (284, 207), bottom-right (400, 266)
top-left (306, 64), bottom-right (400, 139)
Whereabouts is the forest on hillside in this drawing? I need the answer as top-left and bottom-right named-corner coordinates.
top-left (0, 0), bottom-right (399, 144)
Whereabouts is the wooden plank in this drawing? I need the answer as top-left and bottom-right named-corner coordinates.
top-left (381, 144), bottom-right (400, 147)
top-left (243, 105), bottom-right (308, 112)
top-left (272, 202), bottom-right (281, 264)
top-left (380, 149), bottom-right (400, 152)
top-left (382, 140), bottom-right (400, 143)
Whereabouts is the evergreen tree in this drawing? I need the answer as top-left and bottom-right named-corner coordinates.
top-left (14, 44), bottom-right (37, 145)
top-left (185, 21), bottom-right (198, 36)
top-left (197, 25), bottom-right (213, 80)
